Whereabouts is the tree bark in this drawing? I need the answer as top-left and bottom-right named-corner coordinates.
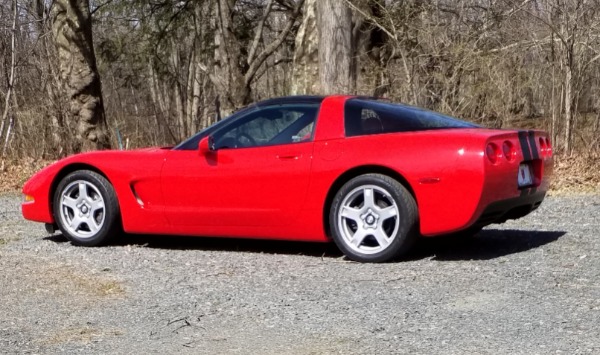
top-left (0, 0), bottom-right (18, 160)
top-left (564, 63), bottom-right (573, 155)
top-left (51, 0), bottom-right (110, 152)
top-left (212, 0), bottom-right (250, 116)
top-left (291, 0), bottom-right (320, 95)
top-left (0, 0), bottom-right (18, 156)
top-left (190, 59), bottom-right (204, 133)
top-left (317, 0), bottom-right (354, 94)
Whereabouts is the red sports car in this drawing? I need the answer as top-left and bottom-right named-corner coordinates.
top-left (22, 95), bottom-right (553, 262)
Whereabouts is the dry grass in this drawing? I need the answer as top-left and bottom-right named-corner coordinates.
top-left (0, 237), bottom-right (20, 247)
top-left (549, 154), bottom-right (600, 195)
top-left (1, 255), bottom-right (127, 299)
top-left (48, 266), bottom-right (126, 298)
top-left (41, 327), bottom-right (124, 346)
top-left (0, 158), bottom-right (54, 193)
top-left (0, 252), bottom-right (127, 347)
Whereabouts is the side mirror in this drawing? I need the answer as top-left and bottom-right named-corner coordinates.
top-left (198, 136), bottom-right (214, 155)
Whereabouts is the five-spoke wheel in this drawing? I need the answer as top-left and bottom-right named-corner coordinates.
top-left (59, 180), bottom-right (106, 238)
top-left (53, 170), bottom-right (120, 246)
top-left (330, 174), bottom-right (418, 262)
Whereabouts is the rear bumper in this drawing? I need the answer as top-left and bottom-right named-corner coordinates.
top-left (472, 190), bottom-right (546, 228)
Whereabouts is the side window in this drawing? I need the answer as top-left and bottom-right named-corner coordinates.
top-left (213, 104), bottom-right (319, 149)
top-left (345, 102), bottom-right (385, 137)
top-left (345, 99), bottom-right (477, 137)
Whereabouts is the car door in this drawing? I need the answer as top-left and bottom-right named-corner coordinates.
top-left (161, 104), bottom-right (318, 230)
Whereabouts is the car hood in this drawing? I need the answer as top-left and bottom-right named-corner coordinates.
top-left (23, 147), bottom-right (170, 194)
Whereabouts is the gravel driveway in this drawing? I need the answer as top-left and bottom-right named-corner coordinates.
top-left (1, 193), bottom-right (599, 354)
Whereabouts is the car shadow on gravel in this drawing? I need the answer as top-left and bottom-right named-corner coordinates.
top-left (44, 233), bottom-right (344, 258)
top-left (44, 228), bottom-right (566, 262)
top-left (411, 229), bottom-right (566, 261)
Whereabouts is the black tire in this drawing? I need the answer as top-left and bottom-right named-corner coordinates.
top-left (329, 173), bottom-right (418, 262)
top-left (52, 170), bottom-right (121, 246)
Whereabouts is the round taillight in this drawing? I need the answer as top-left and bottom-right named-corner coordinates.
top-left (539, 137), bottom-right (547, 156)
top-left (502, 141), bottom-right (516, 161)
top-left (486, 143), bottom-right (501, 164)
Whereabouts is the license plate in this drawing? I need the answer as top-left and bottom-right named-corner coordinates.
top-left (518, 163), bottom-right (533, 187)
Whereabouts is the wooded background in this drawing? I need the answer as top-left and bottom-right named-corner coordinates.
top-left (1, 0), bottom-right (600, 161)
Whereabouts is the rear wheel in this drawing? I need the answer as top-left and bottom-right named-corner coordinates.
top-left (329, 174), bottom-right (418, 262)
top-left (53, 170), bottom-right (121, 246)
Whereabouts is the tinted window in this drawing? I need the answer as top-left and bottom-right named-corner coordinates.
top-left (212, 104), bottom-right (319, 149)
top-left (174, 105), bottom-right (256, 150)
top-left (345, 99), bottom-right (478, 137)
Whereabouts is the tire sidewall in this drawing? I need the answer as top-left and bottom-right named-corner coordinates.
top-left (53, 170), bottom-right (120, 246)
top-left (330, 174), bottom-right (417, 262)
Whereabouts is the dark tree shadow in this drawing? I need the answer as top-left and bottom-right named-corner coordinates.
top-left (43, 228), bottom-right (566, 262)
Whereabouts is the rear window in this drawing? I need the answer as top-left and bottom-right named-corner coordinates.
top-left (344, 99), bottom-right (478, 137)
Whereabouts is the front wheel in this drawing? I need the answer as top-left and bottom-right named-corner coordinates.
top-left (329, 174), bottom-right (418, 263)
top-left (53, 170), bottom-right (121, 246)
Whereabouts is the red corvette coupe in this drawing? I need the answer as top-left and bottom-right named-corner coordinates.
top-left (22, 95), bottom-right (553, 262)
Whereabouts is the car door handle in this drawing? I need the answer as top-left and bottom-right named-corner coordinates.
top-left (277, 154), bottom-right (301, 160)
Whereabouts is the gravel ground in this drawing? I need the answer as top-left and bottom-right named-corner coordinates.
top-left (0, 192), bottom-right (599, 354)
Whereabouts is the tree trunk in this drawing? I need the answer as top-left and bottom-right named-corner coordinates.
top-left (190, 60), bottom-right (204, 133)
top-left (171, 49), bottom-right (186, 139)
top-left (317, 0), bottom-right (354, 94)
top-left (184, 50), bottom-right (195, 137)
top-left (291, 0), bottom-right (320, 95)
top-left (212, 0), bottom-right (251, 116)
top-left (51, 0), bottom-right (110, 152)
top-left (564, 64), bottom-right (573, 155)
top-left (0, 0), bottom-right (18, 162)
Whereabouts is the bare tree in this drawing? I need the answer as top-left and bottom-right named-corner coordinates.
top-left (51, 0), bottom-right (110, 151)
top-left (1, 0), bottom-right (600, 161)
top-left (292, 0), bottom-right (355, 95)
top-left (522, 0), bottom-right (600, 155)
top-left (206, 0), bottom-right (305, 116)
top-left (0, 0), bottom-right (18, 169)
top-left (291, 0), bottom-right (319, 94)
top-left (317, 0), bottom-right (354, 94)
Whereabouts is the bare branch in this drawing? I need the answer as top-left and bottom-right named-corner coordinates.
top-left (247, 0), bottom-right (274, 65)
top-left (244, 0), bottom-right (304, 86)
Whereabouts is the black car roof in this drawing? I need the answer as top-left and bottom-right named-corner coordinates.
top-left (255, 95), bottom-right (326, 107)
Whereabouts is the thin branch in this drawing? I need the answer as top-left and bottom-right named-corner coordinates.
top-left (244, 0), bottom-right (304, 86)
top-left (197, 62), bottom-right (219, 90)
top-left (342, 0), bottom-right (396, 42)
top-left (252, 57), bottom-right (292, 83)
top-left (90, 0), bottom-right (116, 15)
top-left (247, 0), bottom-right (274, 65)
